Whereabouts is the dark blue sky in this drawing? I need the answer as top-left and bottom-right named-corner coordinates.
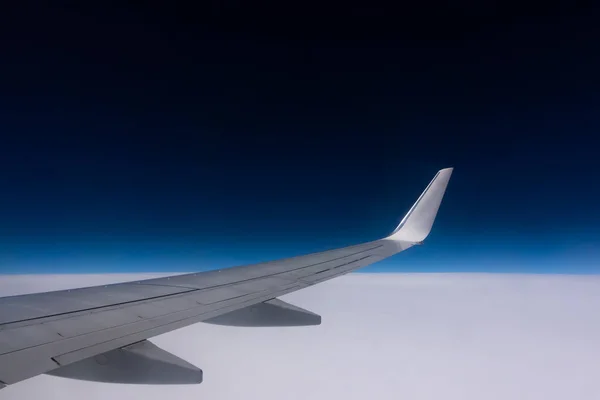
top-left (0, 2), bottom-right (598, 274)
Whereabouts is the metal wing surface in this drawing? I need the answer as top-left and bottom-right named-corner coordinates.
top-left (0, 168), bottom-right (453, 388)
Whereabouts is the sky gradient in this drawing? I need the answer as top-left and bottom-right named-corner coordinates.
top-left (0, 2), bottom-right (599, 274)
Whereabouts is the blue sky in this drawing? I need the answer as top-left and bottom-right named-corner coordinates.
top-left (0, 3), bottom-right (599, 274)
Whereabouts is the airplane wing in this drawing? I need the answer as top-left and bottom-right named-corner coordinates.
top-left (0, 168), bottom-right (453, 389)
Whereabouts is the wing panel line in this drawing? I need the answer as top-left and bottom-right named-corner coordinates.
top-left (0, 244), bottom-right (382, 328)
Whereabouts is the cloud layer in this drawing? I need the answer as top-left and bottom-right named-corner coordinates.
top-left (2, 273), bottom-right (600, 399)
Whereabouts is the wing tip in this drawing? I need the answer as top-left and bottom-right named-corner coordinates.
top-left (387, 167), bottom-right (453, 243)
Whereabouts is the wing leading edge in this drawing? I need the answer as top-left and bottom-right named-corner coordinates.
top-left (0, 168), bottom-right (453, 388)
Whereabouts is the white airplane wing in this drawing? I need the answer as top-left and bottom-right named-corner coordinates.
top-left (0, 168), bottom-right (453, 388)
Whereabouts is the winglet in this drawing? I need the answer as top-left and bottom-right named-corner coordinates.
top-left (387, 168), bottom-right (453, 243)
